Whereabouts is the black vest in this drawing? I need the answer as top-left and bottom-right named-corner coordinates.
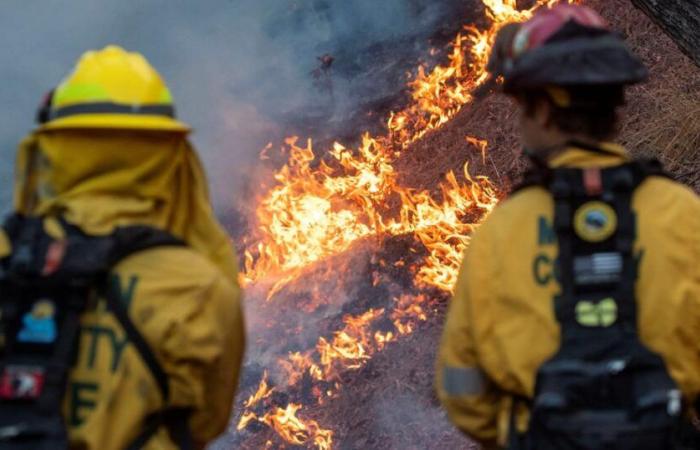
top-left (0, 215), bottom-right (193, 450)
top-left (510, 149), bottom-right (698, 449)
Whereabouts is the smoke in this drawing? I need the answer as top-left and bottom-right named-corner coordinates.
top-left (0, 0), bottom-right (470, 216)
top-left (370, 392), bottom-right (475, 449)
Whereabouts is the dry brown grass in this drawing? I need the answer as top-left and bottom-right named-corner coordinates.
top-left (589, 0), bottom-right (700, 189)
top-left (233, 3), bottom-right (700, 449)
top-left (399, 0), bottom-right (700, 193)
top-left (622, 91), bottom-right (700, 186)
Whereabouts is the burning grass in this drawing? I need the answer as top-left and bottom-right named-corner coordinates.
top-left (230, 1), bottom-right (557, 447)
top-left (224, 0), bottom-right (699, 448)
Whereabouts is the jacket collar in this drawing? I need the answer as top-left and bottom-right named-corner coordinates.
top-left (548, 141), bottom-right (629, 169)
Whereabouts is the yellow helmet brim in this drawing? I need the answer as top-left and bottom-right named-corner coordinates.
top-left (40, 113), bottom-right (190, 133)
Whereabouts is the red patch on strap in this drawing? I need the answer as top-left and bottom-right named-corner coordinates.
top-left (42, 240), bottom-right (67, 276)
top-left (0, 366), bottom-right (45, 399)
top-left (583, 168), bottom-right (603, 196)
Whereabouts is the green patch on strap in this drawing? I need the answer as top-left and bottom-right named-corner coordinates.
top-left (576, 297), bottom-right (618, 327)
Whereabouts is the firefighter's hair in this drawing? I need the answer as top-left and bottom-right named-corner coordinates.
top-left (520, 85), bottom-right (624, 141)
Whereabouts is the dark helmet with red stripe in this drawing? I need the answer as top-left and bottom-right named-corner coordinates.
top-left (487, 4), bottom-right (647, 96)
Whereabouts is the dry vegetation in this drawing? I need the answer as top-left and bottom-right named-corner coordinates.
top-left (598, 0), bottom-right (700, 188)
top-left (340, 1), bottom-right (699, 448)
top-left (399, 0), bottom-right (700, 194)
top-left (228, 2), bottom-right (699, 449)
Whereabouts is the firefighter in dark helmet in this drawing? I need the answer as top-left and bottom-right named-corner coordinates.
top-left (436, 4), bottom-right (700, 450)
top-left (0, 46), bottom-right (245, 449)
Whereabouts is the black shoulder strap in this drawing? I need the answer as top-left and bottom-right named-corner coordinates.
top-left (104, 284), bottom-right (170, 400)
top-left (101, 226), bottom-right (183, 403)
top-left (514, 165), bottom-right (551, 193)
top-left (550, 170), bottom-right (577, 328)
top-left (610, 167), bottom-right (637, 327)
top-left (126, 409), bottom-right (194, 450)
top-left (550, 162), bottom-right (651, 338)
top-left (0, 217), bottom-right (194, 450)
top-left (98, 226), bottom-right (194, 450)
top-left (107, 226), bottom-right (185, 267)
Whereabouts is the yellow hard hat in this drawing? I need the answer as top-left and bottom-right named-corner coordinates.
top-left (42, 45), bottom-right (190, 132)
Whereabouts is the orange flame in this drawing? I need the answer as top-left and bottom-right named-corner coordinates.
top-left (243, 370), bottom-right (274, 408)
top-left (239, 403), bottom-right (333, 450)
top-left (237, 0), bottom-right (579, 447)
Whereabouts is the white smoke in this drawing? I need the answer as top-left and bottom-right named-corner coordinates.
top-left (0, 0), bottom-right (470, 215)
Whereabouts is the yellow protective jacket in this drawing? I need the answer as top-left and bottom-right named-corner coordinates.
top-left (3, 128), bottom-right (246, 450)
top-left (436, 143), bottom-right (700, 449)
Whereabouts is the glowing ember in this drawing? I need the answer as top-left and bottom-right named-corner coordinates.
top-left (236, 0), bottom-right (579, 447)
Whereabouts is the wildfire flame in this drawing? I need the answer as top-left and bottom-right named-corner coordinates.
top-left (236, 1), bottom-right (577, 448)
top-left (239, 403), bottom-right (334, 450)
top-left (243, 370), bottom-right (274, 409)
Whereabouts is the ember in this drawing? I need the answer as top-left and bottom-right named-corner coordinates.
top-left (235, 0), bottom-right (578, 448)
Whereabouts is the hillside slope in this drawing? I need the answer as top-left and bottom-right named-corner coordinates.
top-left (223, 2), bottom-right (699, 449)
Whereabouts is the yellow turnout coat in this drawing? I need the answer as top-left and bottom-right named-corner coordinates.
top-left (1, 128), bottom-right (245, 449)
top-left (436, 143), bottom-right (700, 449)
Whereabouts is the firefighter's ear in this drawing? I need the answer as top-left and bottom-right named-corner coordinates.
top-left (535, 97), bottom-right (556, 128)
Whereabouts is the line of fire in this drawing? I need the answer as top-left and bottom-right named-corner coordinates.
top-left (228, 1), bottom-right (575, 448)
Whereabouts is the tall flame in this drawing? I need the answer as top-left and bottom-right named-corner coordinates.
top-left (237, 0), bottom-right (577, 448)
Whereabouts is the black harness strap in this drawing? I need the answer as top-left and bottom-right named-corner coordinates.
top-left (101, 226), bottom-right (195, 450)
top-left (507, 147), bottom-right (683, 450)
top-left (610, 168), bottom-right (638, 329)
top-left (99, 226), bottom-right (184, 404)
top-left (126, 409), bottom-right (194, 450)
top-left (0, 218), bottom-right (195, 450)
top-left (36, 291), bottom-right (86, 415)
top-left (103, 280), bottom-right (194, 450)
top-left (514, 141), bottom-right (671, 195)
top-left (126, 416), bottom-right (162, 450)
top-left (551, 170), bottom-right (577, 329)
top-left (104, 285), bottom-right (169, 401)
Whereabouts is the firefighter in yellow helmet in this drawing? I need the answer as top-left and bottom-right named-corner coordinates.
top-left (436, 5), bottom-right (700, 450)
top-left (0, 45), bottom-right (245, 449)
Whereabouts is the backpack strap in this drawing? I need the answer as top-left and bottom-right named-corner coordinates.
top-left (104, 281), bottom-right (169, 400)
top-left (550, 170), bottom-right (577, 329)
top-left (97, 226), bottom-right (194, 450)
top-left (610, 168), bottom-right (637, 328)
top-left (509, 157), bottom-right (672, 445)
top-left (126, 409), bottom-right (194, 450)
top-left (99, 226), bottom-right (184, 402)
top-left (0, 217), bottom-right (195, 450)
top-left (551, 164), bottom-right (647, 340)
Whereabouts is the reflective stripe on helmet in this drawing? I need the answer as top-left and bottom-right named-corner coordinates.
top-left (442, 365), bottom-right (486, 397)
top-left (50, 102), bottom-right (176, 120)
top-left (41, 46), bottom-right (189, 131)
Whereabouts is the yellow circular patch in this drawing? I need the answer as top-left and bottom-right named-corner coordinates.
top-left (574, 201), bottom-right (617, 242)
